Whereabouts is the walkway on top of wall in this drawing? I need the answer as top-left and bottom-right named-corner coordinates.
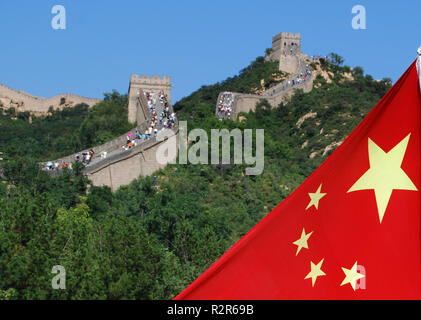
top-left (215, 54), bottom-right (315, 120)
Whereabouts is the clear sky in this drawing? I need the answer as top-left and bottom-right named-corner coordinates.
top-left (0, 0), bottom-right (419, 103)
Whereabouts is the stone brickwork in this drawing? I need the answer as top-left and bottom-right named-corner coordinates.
top-left (86, 127), bottom-right (178, 191)
top-left (0, 83), bottom-right (101, 114)
top-left (277, 54), bottom-right (300, 74)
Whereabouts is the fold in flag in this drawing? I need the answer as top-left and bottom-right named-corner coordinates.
top-left (176, 54), bottom-right (421, 299)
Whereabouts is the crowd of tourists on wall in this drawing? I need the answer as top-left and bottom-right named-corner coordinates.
top-left (216, 53), bottom-right (316, 119)
top-left (45, 160), bottom-right (72, 172)
top-left (45, 149), bottom-right (95, 172)
top-left (265, 62), bottom-right (312, 97)
top-left (216, 92), bottom-right (234, 119)
top-left (44, 91), bottom-right (176, 172)
top-left (122, 91), bottom-right (176, 151)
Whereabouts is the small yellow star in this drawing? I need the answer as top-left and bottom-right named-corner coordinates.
top-left (305, 259), bottom-right (326, 287)
top-left (341, 261), bottom-right (365, 291)
top-left (306, 183), bottom-right (327, 210)
top-left (293, 228), bottom-right (313, 256)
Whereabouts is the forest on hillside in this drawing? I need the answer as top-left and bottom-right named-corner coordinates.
top-left (0, 54), bottom-right (391, 299)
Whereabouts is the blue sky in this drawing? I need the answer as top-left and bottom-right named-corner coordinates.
top-left (0, 0), bottom-right (419, 103)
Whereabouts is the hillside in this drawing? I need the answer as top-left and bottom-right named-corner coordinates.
top-left (0, 54), bottom-right (391, 299)
top-left (0, 91), bottom-right (133, 161)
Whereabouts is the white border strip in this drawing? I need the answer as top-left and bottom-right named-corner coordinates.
top-left (417, 48), bottom-right (421, 93)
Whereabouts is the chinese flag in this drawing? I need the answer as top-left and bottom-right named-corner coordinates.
top-left (176, 56), bottom-right (421, 299)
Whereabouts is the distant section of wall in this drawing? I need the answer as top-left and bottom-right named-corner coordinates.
top-left (216, 31), bottom-right (315, 121)
top-left (0, 83), bottom-right (101, 114)
top-left (231, 74), bottom-right (314, 118)
top-left (128, 74), bottom-right (171, 123)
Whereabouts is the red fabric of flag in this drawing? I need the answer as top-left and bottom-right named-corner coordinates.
top-left (176, 57), bottom-right (421, 299)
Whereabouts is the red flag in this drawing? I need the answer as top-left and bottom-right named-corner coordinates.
top-left (176, 56), bottom-right (421, 300)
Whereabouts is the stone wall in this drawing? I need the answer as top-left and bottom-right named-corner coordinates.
top-left (230, 73), bottom-right (314, 119)
top-left (127, 86), bottom-right (151, 125)
top-left (277, 54), bottom-right (300, 74)
top-left (0, 83), bottom-right (101, 114)
top-left (47, 117), bottom-right (154, 166)
top-left (86, 126), bottom-right (178, 191)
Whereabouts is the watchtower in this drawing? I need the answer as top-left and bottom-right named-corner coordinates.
top-left (127, 74), bottom-right (172, 124)
top-left (265, 32), bottom-right (302, 74)
top-left (271, 32), bottom-right (301, 55)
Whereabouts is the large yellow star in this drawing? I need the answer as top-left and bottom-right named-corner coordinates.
top-left (304, 259), bottom-right (326, 287)
top-left (293, 228), bottom-right (313, 256)
top-left (341, 261), bottom-right (365, 291)
top-left (348, 134), bottom-right (417, 223)
top-left (306, 183), bottom-right (327, 210)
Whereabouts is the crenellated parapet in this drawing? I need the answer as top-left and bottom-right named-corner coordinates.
top-left (271, 32), bottom-right (302, 54)
top-left (130, 74), bottom-right (171, 86)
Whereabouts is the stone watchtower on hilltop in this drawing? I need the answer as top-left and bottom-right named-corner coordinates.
top-left (265, 32), bottom-right (302, 74)
top-left (216, 31), bottom-right (314, 120)
top-left (127, 74), bottom-right (172, 124)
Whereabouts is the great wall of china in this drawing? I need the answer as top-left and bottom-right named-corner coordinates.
top-left (1, 32), bottom-right (316, 191)
top-left (215, 32), bottom-right (315, 120)
top-left (43, 75), bottom-right (178, 191)
top-left (84, 75), bottom-right (178, 191)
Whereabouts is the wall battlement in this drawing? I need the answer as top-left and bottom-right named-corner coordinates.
top-left (130, 74), bottom-right (171, 86)
top-left (272, 32), bottom-right (301, 43)
top-left (272, 32), bottom-right (301, 50)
